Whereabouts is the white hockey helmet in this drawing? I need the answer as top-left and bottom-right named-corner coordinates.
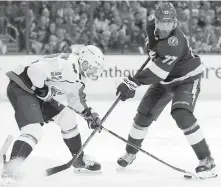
top-left (78, 45), bottom-right (104, 79)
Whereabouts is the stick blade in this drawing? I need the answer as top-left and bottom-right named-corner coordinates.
top-left (46, 164), bottom-right (69, 176)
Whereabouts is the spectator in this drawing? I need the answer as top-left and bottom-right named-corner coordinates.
top-left (192, 28), bottom-right (205, 53)
top-left (41, 8), bottom-right (50, 25)
top-left (79, 12), bottom-right (88, 26)
top-left (197, 8), bottom-right (206, 28)
top-left (131, 26), bottom-right (142, 46)
top-left (202, 2), bottom-right (215, 21)
top-left (133, 12), bottom-right (147, 34)
top-left (64, 7), bottom-right (74, 25)
top-left (30, 16), bottom-right (48, 54)
top-left (0, 5), bottom-right (6, 34)
top-left (0, 40), bottom-right (7, 54)
top-left (101, 1), bottom-right (115, 24)
top-left (48, 2), bottom-right (58, 22)
top-left (55, 27), bottom-right (69, 52)
top-left (118, 2), bottom-right (134, 24)
top-left (66, 23), bottom-right (78, 44)
top-left (44, 22), bottom-right (56, 43)
top-left (2, 1), bottom-right (221, 54)
top-left (94, 11), bottom-right (109, 34)
top-left (48, 22), bottom-right (56, 36)
top-left (214, 26), bottom-right (221, 52)
top-left (97, 30), bottom-right (111, 52)
top-left (55, 16), bottom-right (64, 28)
top-left (130, 1), bottom-right (147, 20)
top-left (203, 15), bottom-right (217, 49)
top-left (178, 12), bottom-right (189, 35)
top-left (42, 34), bottom-right (58, 54)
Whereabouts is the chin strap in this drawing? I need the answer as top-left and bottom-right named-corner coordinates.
top-left (172, 18), bottom-right (178, 29)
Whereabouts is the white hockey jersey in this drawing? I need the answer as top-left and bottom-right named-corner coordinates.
top-left (7, 53), bottom-right (88, 113)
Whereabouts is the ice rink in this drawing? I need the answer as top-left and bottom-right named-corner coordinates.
top-left (0, 99), bottom-right (221, 187)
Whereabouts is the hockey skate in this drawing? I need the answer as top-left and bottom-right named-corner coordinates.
top-left (117, 152), bottom-right (136, 168)
top-left (0, 157), bottom-right (24, 187)
top-left (72, 153), bottom-right (101, 173)
top-left (195, 156), bottom-right (217, 179)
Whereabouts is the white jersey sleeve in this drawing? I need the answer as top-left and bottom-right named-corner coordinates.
top-left (27, 61), bottom-right (51, 88)
top-left (27, 53), bottom-right (88, 113)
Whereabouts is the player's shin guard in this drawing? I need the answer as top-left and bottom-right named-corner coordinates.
top-left (10, 139), bottom-right (33, 160)
top-left (183, 123), bottom-right (217, 178)
top-left (62, 127), bottom-right (82, 156)
top-left (62, 127), bottom-right (101, 172)
top-left (2, 134), bottom-right (38, 180)
top-left (183, 123), bottom-right (211, 160)
top-left (2, 123), bottom-right (42, 181)
top-left (126, 122), bottom-right (148, 154)
top-left (117, 122), bottom-right (148, 167)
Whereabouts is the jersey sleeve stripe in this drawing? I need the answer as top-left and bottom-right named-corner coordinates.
top-left (148, 61), bottom-right (170, 79)
top-left (161, 64), bottom-right (203, 84)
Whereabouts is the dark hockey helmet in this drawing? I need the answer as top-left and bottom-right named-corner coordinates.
top-left (155, 2), bottom-right (177, 22)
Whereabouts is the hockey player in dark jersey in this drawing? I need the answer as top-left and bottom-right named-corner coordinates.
top-left (116, 2), bottom-right (217, 179)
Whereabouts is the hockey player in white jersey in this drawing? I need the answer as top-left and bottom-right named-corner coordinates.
top-left (2, 45), bottom-right (104, 182)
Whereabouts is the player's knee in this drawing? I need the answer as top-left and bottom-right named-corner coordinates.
top-left (54, 108), bottom-right (77, 130)
top-left (129, 112), bottom-right (152, 140)
top-left (54, 107), bottom-right (79, 139)
top-left (19, 123), bottom-right (43, 148)
top-left (134, 112), bottom-right (153, 128)
top-left (171, 109), bottom-right (197, 130)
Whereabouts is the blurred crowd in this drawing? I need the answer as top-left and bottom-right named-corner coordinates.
top-left (0, 1), bottom-right (221, 54)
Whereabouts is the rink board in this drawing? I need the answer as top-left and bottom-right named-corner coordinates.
top-left (0, 55), bottom-right (221, 100)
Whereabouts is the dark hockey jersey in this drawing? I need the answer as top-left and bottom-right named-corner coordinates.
top-left (134, 15), bottom-right (203, 85)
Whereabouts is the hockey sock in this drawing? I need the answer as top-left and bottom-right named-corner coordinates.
top-left (126, 122), bottom-right (148, 154)
top-left (184, 123), bottom-right (211, 160)
top-left (62, 126), bottom-right (82, 156)
top-left (126, 135), bottom-right (144, 154)
top-left (10, 140), bottom-right (33, 160)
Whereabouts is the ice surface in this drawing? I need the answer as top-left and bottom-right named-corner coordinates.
top-left (0, 100), bottom-right (221, 187)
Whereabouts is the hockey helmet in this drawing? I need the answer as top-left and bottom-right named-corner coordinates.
top-left (78, 45), bottom-right (104, 79)
top-left (155, 2), bottom-right (177, 22)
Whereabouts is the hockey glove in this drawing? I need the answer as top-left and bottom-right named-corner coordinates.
top-left (82, 107), bottom-right (102, 129)
top-left (34, 85), bottom-right (57, 102)
top-left (116, 76), bottom-right (139, 101)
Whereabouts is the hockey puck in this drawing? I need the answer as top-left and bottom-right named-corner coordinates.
top-left (184, 175), bottom-right (192, 179)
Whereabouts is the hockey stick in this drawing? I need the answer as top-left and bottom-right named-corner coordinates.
top-left (45, 97), bottom-right (120, 176)
top-left (0, 135), bottom-right (14, 165)
top-left (51, 99), bottom-right (197, 178)
top-left (100, 127), bottom-right (197, 178)
top-left (48, 102), bottom-right (197, 178)
top-left (45, 57), bottom-right (151, 176)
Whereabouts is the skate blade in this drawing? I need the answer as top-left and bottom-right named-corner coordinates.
top-left (197, 168), bottom-right (218, 179)
top-left (73, 167), bottom-right (102, 174)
